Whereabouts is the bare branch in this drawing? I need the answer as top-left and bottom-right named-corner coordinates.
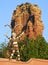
top-left (4, 24), bottom-right (11, 29)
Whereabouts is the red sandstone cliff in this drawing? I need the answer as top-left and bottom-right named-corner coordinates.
top-left (11, 3), bottom-right (44, 40)
top-left (6, 3), bottom-right (44, 59)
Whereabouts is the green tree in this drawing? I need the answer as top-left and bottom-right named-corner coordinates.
top-left (0, 42), bottom-right (7, 58)
top-left (0, 35), bottom-right (48, 61)
top-left (18, 35), bottom-right (48, 61)
top-left (35, 36), bottom-right (48, 59)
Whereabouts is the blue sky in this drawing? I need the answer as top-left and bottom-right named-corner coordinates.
top-left (0, 0), bottom-right (48, 43)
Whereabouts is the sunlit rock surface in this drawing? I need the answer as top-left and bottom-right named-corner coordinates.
top-left (11, 3), bottom-right (44, 40)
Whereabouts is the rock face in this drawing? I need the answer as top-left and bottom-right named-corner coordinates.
top-left (11, 3), bottom-right (44, 40)
top-left (6, 3), bottom-right (44, 60)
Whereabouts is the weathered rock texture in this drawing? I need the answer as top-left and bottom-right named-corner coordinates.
top-left (11, 3), bottom-right (44, 40)
top-left (6, 3), bottom-right (44, 59)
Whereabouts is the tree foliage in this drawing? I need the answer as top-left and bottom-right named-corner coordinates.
top-left (0, 36), bottom-right (48, 61)
top-left (18, 36), bottom-right (48, 61)
top-left (0, 42), bottom-right (7, 58)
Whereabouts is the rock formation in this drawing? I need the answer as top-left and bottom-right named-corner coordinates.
top-left (11, 3), bottom-right (44, 40)
top-left (6, 3), bottom-right (44, 60)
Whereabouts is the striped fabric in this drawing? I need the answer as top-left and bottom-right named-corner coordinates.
top-left (10, 31), bottom-right (24, 61)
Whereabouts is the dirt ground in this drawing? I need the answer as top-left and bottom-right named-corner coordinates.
top-left (0, 58), bottom-right (48, 65)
